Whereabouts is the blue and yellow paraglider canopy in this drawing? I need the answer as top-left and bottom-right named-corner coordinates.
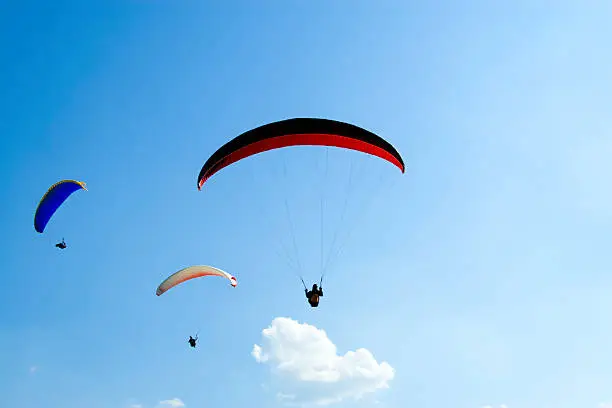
top-left (34, 180), bottom-right (87, 233)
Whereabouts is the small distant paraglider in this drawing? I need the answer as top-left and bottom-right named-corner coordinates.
top-left (34, 180), bottom-right (87, 249)
top-left (156, 265), bottom-right (237, 349)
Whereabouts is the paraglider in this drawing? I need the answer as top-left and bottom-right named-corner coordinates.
top-left (34, 180), bottom-right (87, 247)
top-left (156, 266), bottom-right (236, 348)
top-left (305, 283), bottom-right (323, 307)
top-left (196, 118), bottom-right (405, 307)
top-left (155, 265), bottom-right (237, 296)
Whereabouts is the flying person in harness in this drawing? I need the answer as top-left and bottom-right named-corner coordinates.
top-left (55, 238), bottom-right (67, 249)
top-left (305, 283), bottom-right (323, 307)
top-left (188, 335), bottom-right (198, 348)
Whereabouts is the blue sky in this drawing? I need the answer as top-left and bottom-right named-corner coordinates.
top-left (2, 1), bottom-right (612, 408)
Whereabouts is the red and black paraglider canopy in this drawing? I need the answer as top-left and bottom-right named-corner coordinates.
top-left (197, 118), bottom-right (405, 190)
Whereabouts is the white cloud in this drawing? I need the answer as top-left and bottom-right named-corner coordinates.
top-left (157, 398), bottom-right (185, 408)
top-left (123, 399), bottom-right (142, 408)
top-left (277, 392), bottom-right (297, 401)
top-left (252, 317), bottom-right (395, 406)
